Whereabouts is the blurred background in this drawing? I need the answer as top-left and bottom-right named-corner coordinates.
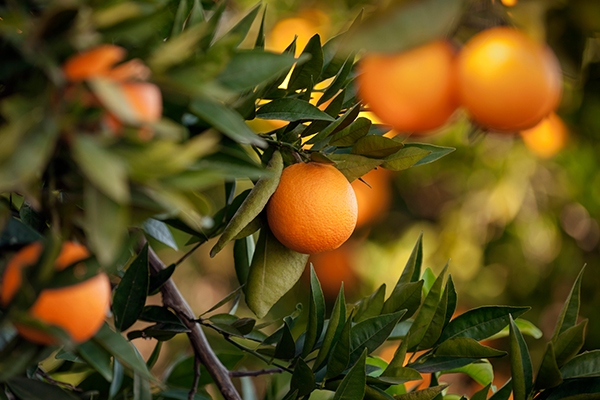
top-left (119, 0), bottom-right (600, 397)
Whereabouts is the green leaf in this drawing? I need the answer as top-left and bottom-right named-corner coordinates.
top-left (381, 147), bottom-right (431, 171)
top-left (471, 384), bottom-right (491, 400)
top-left (508, 315), bottom-right (533, 400)
top-left (314, 284), bottom-right (347, 371)
top-left (351, 136), bottom-right (404, 158)
top-left (148, 263), bottom-right (176, 294)
top-left (404, 144), bottom-right (455, 167)
top-left (214, 3), bottom-right (261, 48)
top-left (288, 34), bottom-right (324, 92)
top-left (78, 340), bottom-right (114, 382)
top-left (435, 338), bottom-right (506, 358)
top-left (171, 0), bottom-right (192, 37)
top-left (539, 377), bottom-right (600, 400)
top-left (318, 52), bottom-right (355, 107)
top-left (561, 351), bottom-right (600, 379)
top-left (7, 377), bottom-right (79, 400)
top-left (306, 103), bottom-right (361, 145)
top-left (302, 265), bottom-right (326, 357)
top-left (246, 227), bottom-right (309, 318)
top-left (190, 98), bottom-right (267, 147)
top-left (321, 11), bottom-right (362, 79)
top-left (211, 151), bottom-right (282, 257)
top-left (291, 358), bottom-right (316, 397)
top-left (354, 284), bottom-right (386, 323)
top-left (407, 264), bottom-right (448, 350)
top-left (217, 51), bottom-right (299, 91)
top-left (487, 318), bottom-right (543, 340)
top-left (384, 233), bottom-right (423, 305)
top-left (113, 244), bottom-right (150, 332)
top-left (555, 320), bottom-right (588, 367)
top-left (140, 306), bottom-right (184, 325)
top-left (393, 385), bottom-right (447, 400)
top-left (143, 219), bottom-right (178, 250)
top-left (409, 356), bottom-right (479, 373)
top-left (330, 117), bottom-right (371, 147)
top-left (94, 324), bottom-right (154, 382)
top-left (440, 359), bottom-right (493, 386)
top-left (421, 268), bottom-right (436, 298)
top-left (72, 135), bottom-right (129, 204)
top-left (200, 286), bottom-right (246, 317)
top-left (256, 98), bottom-right (335, 122)
top-left (328, 154), bottom-right (383, 183)
top-left (84, 183), bottom-right (128, 266)
top-left (534, 342), bottom-right (563, 391)
top-left (327, 315), bottom-right (353, 379)
top-left (381, 334), bottom-right (409, 377)
top-left (418, 274), bottom-right (451, 350)
top-left (437, 306), bottom-right (530, 343)
top-left (552, 267), bottom-right (585, 343)
top-left (332, 348), bottom-right (368, 400)
top-left (134, 370), bottom-right (152, 400)
top-left (87, 78), bottom-right (138, 125)
top-left (488, 378), bottom-right (512, 400)
top-left (350, 311), bottom-right (406, 364)
top-left (146, 341), bottom-right (162, 369)
top-left (254, 6), bottom-right (266, 48)
top-left (234, 236), bottom-right (255, 286)
top-left (443, 275), bottom-right (457, 330)
top-left (188, 0), bottom-right (205, 28)
top-left (0, 217), bottom-right (43, 247)
top-left (274, 322), bottom-right (296, 360)
top-left (341, 0), bottom-right (463, 53)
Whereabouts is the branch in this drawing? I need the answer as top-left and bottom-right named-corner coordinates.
top-left (230, 368), bottom-right (284, 378)
top-left (36, 369), bottom-right (82, 392)
top-left (188, 355), bottom-right (201, 400)
top-left (142, 238), bottom-right (242, 400)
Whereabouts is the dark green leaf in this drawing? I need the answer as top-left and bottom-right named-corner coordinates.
top-left (332, 348), bottom-right (368, 400)
top-left (234, 236), bottom-right (255, 286)
top-left (146, 341), bottom-right (162, 369)
top-left (327, 315), bottom-right (353, 380)
top-left (214, 3), bottom-right (261, 47)
top-left (330, 117), bottom-right (372, 147)
top-left (134, 370), bottom-right (152, 400)
top-left (539, 377), bottom-right (600, 400)
top-left (246, 227), bottom-right (309, 318)
top-left (318, 52), bottom-right (355, 107)
top-left (140, 306), bottom-right (184, 325)
top-left (534, 342), bottom-right (563, 391)
top-left (217, 51), bottom-right (299, 91)
top-left (418, 275), bottom-right (451, 350)
top-left (166, 353), bottom-right (243, 388)
top-left (291, 358), bottom-right (316, 397)
top-left (488, 378), bottom-right (512, 400)
top-left (306, 103), bottom-right (361, 145)
top-left (381, 147), bottom-right (431, 171)
top-left (254, 6), bottom-right (266, 48)
top-left (303, 265), bottom-right (326, 357)
top-left (328, 154), bottom-right (383, 183)
top-left (113, 244), bottom-right (150, 332)
top-left (351, 136), bottom-right (404, 158)
top-left (393, 385), bottom-right (447, 400)
top-left (148, 263), bottom-right (176, 295)
top-left (143, 219), bottom-right (178, 250)
top-left (200, 286), bottom-right (246, 317)
top-left (354, 284), bottom-right (386, 323)
top-left (471, 384), bottom-right (491, 400)
top-left (211, 151), bottom-right (283, 256)
top-left (341, 0), bottom-right (463, 53)
top-left (434, 337), bottom-right (506, 358)
top-left (0, 217), bottom-right (42, 248)
top-left (78, 340), bottom-right (114, 382)
top-left (409, 356), bottom-right (479, 373)
top-left (552, 267), bottom-right (585, 343)
top-left (171, 0), bottom-right (192, 37)
top-left (508, 315), bottom-right (533, 400)
top-left (561, 350), bottom-right (600, 379)
top-left (94, 324), bottom-right (154, 382)
top-left (288, 34), bottom-right (324, 92)
top-left (190, 98), bottom-right (267, 147)
top-left (321, 11), bottom-right (362, 79)
top-left (350, 311), bottom-right (406, 364)
top-left (555, 320), bottom-right (588, 367)
top-left (437, 306), bottom-right (530, 343)
top-left (383, 233), bottom-right (423, 312)
top-left (404, 144), bottom-right (455, 167)
top-left (443, 275), bottom-right (457, 331)
top-left (381, 334), bottom-right (409, 378)
top-left (256, 98), bottom-right (335, 122)
top-left (488, 318), bottom-right (543, 340)
top-left (187, 0), bottom-right (205, 28)
top-left (274, 322), bottom-right (296, 360)
top-left (314, 284), bottom-right (347, 371)
top-left (7, 377), bottom-right (79, 400)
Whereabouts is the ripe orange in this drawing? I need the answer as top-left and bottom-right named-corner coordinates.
top-left (267, 9), bottom-right (330, 56)
top-left (266, 162), bottom-right (358, 254)
top-left (1, 242), bottom-right (111, 345)
top-left (63, 45), bottom-right (126, 82)
top-left (520, 112), bottom-right (568, 158)
top-left (352, 168), bottom-right (393, 228)
top-left (456, 27), bottom-right (562, 132)
top-left (121, 82), bottom-right (163, 124)
top-left (358, 40), bottom-right (458, 134)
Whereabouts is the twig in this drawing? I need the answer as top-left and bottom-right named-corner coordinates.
top-left (142, 238), bottom-right (242, 400)
top-left (219, 333), bottom-right (294, 374)
top-left (175, 242), bottom-right (202, 267)
top-left (229, 368), bottom-right (284, 378)
top-left (188, 355), bottom-right (201, 400)
top-left (36, 369), bottom-right (82, 392)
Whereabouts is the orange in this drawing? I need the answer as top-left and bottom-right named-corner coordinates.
top-left (352, 168), bottom-right (393, 228)
top-left (1, 242), bottom-right (111, 345)
top-left (267, 9), bottom-right (330, 56)
top-left (520, 112), bottom-right (568, 158)
top-left (357, 41), bottom-right (458, 134)
top-left (456, 27), bottom-right (562, 132)
top-left (266, 162), bottom-right (358, 254)
top-left (308, 242), bottom-right (359, 299)
top-left (121, 82), bottom-right (163, 124)
top-left (63, 44), bottom-right (126, 82)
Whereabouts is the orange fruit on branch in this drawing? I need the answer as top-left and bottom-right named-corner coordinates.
top-left (1, 242), bottom-right (111, 345)
top-left (266, 162), bottom-right (358, 254)
top-left (358, 40), bottom-right (458, 134)
top-left (456, 27), bottom-right (562, 132)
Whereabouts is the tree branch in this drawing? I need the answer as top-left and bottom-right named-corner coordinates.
top-left (142, 238), bottom-right (242, 400)
top-left (229, 368), bottom-right (284, 378)
top-left (188, 355), bottom-right (201, 400)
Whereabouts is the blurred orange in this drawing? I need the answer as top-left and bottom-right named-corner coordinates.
top-left (352, 168), bottom-right (394, 228)
top-left (63, 44), bottom-right (126, 82)
top-left (267, 9), bottom-right (330, 56)
top-left (520, 112), bottom-right (568, 158)
top-left (309, 241), bottom-right (359, 300)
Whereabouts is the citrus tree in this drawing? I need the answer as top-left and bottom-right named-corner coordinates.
top-left (1, 0), bottom-right (599, 399)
